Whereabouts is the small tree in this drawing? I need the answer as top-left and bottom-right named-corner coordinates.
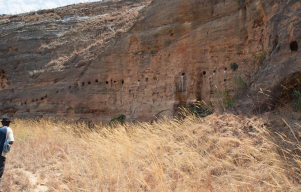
top-left (231, 63), bottom-right (238, 71)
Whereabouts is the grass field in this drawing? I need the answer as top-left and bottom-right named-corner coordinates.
top-left (2, 111), bottom-right (301, 191)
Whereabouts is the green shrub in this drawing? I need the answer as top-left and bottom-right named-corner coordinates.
top-left (255, 52), bottom-right (266, 65)
top-left (292, 89), bottom-right (301, 110)
top-left (214, 92), bottom-right (236, 109)
top-left (231, 63), bottom-right (238, 71)
top-left (110, 114), bottom-right (126, 123)
top-left (236, 0), bottom-right (245, 4)
top-left (233, 76), bottom-right (248, 89)
top-left (187, 103), bottom-right (214, 118)
top-left (224, 98), bottom-right (236, 108)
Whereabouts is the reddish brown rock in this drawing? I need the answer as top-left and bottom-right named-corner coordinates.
top-left (0, 0), bottom-right (300, 121)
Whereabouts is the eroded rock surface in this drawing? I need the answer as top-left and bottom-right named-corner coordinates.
top-left (0, 0), bottom-right (300, 121)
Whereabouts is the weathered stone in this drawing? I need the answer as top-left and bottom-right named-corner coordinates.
top-left (0, 0), bottom-right (300, 121)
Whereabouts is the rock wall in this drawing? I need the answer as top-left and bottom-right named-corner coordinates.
top-left (0, 0), bottom-right (300, 121)
top-left (238, 0), bottom-right (301, 113)
top-left (0, 0), bottom-right (151, 121)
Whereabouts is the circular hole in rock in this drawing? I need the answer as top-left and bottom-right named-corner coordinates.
top-left (106, 81), bottom-right (109, 84)
top-left (290, 41), bottom-right (298, 52)
top-left (88, 81), bottom-right (91, 85)
top-left (182, 73), bottom-right (185, 76)
top-left (95, 79), bottom-right (99, 83)
top-left (203, 71), bottom-right (206, 75)
top-left (122, 80), bottom-right (124, 84)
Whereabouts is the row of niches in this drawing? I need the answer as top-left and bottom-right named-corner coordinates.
top-left (55, 69), bottom-right (231, 97)
top-left (179, 69), bottom-right (228, 91)
top-left (17, 66), bottom-right (241, 106)
top-left (14, 41), bottom-right (300, 107)
top-left (181, 68), bottom-right (228, 77)
top-left (20, 94), bottom-right (48, 105)
top-left (78, 79), bottom-right (148, 87)
top-left (18, 79), bottom-right (124, 106)
top-left (74, 79), bottom-right (126, 87)
top-left (63, 68), bottom-right (233, 90)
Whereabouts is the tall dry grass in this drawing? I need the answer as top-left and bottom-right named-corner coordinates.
top-left (2, 112), bottom-right (301, 191)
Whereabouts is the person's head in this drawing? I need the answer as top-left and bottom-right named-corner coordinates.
top-left (1, 118), bottom-right (11, 126)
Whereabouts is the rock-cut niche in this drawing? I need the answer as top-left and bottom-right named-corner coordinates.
top-left (290, 41), bottom-right (298, 52)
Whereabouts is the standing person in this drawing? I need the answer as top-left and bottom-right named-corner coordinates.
top-left (0, 118), bottom-right (14, 185)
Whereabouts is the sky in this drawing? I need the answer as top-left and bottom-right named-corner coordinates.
top-left (0, 0), bottom-right (101, 15)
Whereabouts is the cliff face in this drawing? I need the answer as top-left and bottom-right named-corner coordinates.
top-left (0, 0), bottom-right (151, 121)
top-left (0, 0), bottom-right (300, 121)
top-left (238, 0), bottom-right (301, 113)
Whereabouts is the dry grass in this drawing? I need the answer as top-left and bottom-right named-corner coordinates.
top-left (2, 112), bottom-right (301, 191)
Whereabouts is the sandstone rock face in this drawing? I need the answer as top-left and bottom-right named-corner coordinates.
top-left (238, 0), bottom-right (301, 113)
top-left (0, 0), bottom-right (151, 120)
top-left (0, 0), bottom-right (300, 121)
